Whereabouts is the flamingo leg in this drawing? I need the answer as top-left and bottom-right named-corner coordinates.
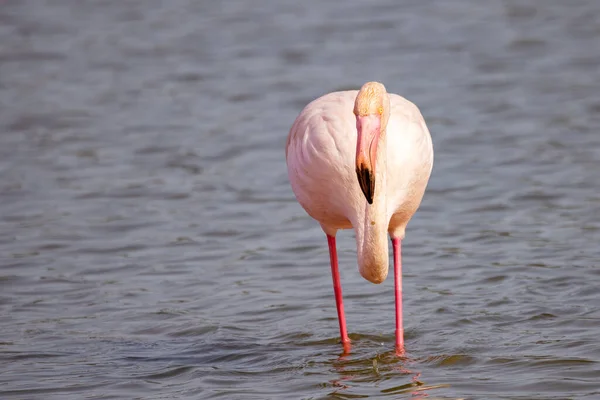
top-left (326, 235), bottom-right (350, 346)
top-left (392, 237), bottom-right (404, 352)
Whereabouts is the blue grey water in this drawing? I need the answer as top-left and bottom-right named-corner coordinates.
top-left (1, 1), bottom-right (599, 399)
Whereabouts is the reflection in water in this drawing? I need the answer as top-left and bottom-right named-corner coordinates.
top-left (326, 344), bottom-right (451, 398)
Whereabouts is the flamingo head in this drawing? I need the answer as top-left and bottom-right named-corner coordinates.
top-left (353, 81), bottom-right (390, 204)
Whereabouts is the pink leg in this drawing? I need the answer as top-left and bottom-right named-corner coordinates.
top-left (326, 235), bottom-right (350, 346)
top-left (392, 237), bottom-right (404, 352)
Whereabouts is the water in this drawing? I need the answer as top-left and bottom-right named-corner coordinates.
top-left (1, 1), bottom-right (600, 398)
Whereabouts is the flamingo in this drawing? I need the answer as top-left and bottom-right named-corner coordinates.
top-left (285, 81), bottom-right (433, 352)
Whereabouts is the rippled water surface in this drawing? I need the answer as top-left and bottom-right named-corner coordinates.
top-left (2, 1), bottom-right (600, 399)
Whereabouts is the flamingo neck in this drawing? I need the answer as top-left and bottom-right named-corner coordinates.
top-left (355, 133), bottom-right (389, 284)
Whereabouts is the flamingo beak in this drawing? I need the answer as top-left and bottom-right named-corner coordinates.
top-left (355, 114), bottom-right (381, 205)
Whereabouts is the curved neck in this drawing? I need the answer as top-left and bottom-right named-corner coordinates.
top-left (355, 133), bottom-right (389, 284)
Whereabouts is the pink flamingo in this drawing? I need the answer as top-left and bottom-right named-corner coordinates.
top-left (285, 82), bottom-right (433, 352)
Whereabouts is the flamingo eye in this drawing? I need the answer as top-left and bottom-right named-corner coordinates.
top-left (378, 106), bottom-right (384, 115)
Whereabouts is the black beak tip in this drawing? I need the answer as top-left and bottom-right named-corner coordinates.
top-left (356, 165), bottom-right (375, 205)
